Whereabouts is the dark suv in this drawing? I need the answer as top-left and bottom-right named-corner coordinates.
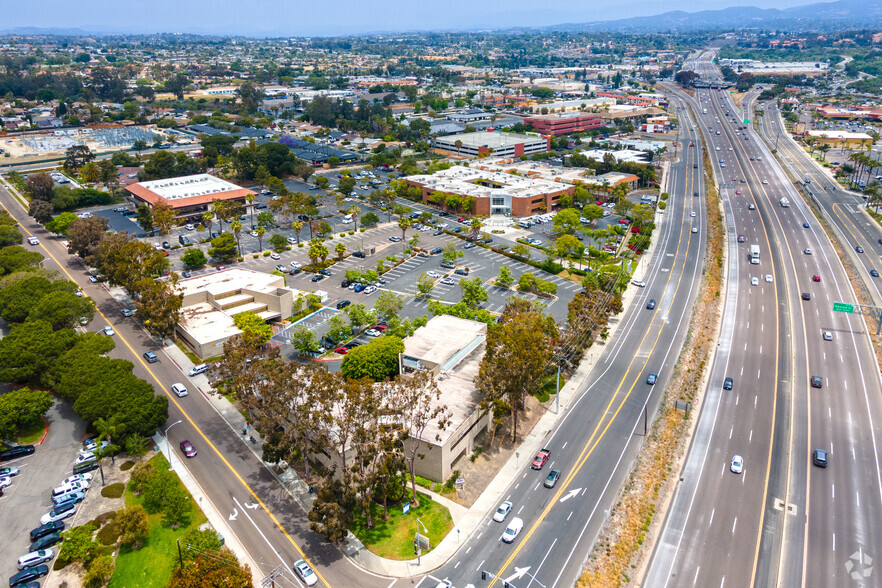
top-left (0, 445), bottom-right (35, 461)
top-left (9, 565), bottom-right (49, 587)
top-left (723, 377), bottom-right (733, 390)
top-left (812, 448), bottom-right (828, 468)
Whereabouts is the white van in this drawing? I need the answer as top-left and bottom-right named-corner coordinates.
top-left (188, 364), bottom-right (208, 377)
top-left (171, 383), bottom-right (188, 397)
top-left (17, 549), bottom-right (54, 569)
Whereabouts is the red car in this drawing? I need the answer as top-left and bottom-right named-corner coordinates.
top-left (531, 449), bottom-right (550, 470)
top-left (812, 274), bottom-right (821, 282)
top-left (179, 440), bottom-right (197, 458)
top-left (335, 346), bottom-right (349, 355)
top-left (372, 324), bottom-right (388, 332)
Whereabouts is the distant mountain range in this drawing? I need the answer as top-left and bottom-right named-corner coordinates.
top-left (549, 0), bottom-right (882, 33)
top-left (0, 0), bottom-right (880, 37)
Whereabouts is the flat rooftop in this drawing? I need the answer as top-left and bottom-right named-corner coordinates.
top-left (136, 174), bottom-right (243, 202)
top-left (436, 131), bottom-right (545, 149)
top-left (177, 267), bottom-right (287, 301)
top-left (807, 130), bottom-right (872, 140)
top-left (406, 166), bottom-right (568, 199)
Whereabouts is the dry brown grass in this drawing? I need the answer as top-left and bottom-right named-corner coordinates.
top-left (576, 130), bottom-right (726, 588)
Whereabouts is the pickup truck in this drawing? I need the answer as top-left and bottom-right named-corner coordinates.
top-left (531, 449), bottom-right (551, 470)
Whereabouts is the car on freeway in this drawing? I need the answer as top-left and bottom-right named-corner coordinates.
top-left (179, 440), bottom-right (197, 458)
top-left (646, 299), bottom-right (656, 310)
top-left (804, 248), bottom-right (812, 255)
top-left (40, 503), bottom-right (76, 525)
top-left (692, 227), bottom-right (698, 234)
top-left (730, 455), bottom-right (744, 474)
top-left (647, 373), bottom-right (658, 385)
top-left (811, 375), bottom-right (823, 389)
top-left (737, 235), bottom-right (746, 243)
top-left (9, 564), bottom-right (49, 587)
top-left (440, 277), bottom-right (455, 286)
top-left (812, 448), bottom-right (828, 468)
top-left (765, 274), bottom-right (773, 283)
top-left (27, 236), bottom-right (39, 245)
top-left (748, 203), bottom-right (756, 210)
top-left (762, 180), bottom-right (768, 184)
top-left (823, 331), bottom-right (833, 341)
top-left (493, 501), bottom-right (513, 522)
top-left (856, 246), bottom-right (864, 253)
top-left (544, 469), bottom-right (561, 488)
top-left (802, 291), bottom-right (811, 300)
top-left (293, 559), bottom-right (318, 586)
top-left (873, 269), bottom-right (880, 278)
top-left (723, 377), bottom-right (734, 390)
top-left (812, 274), bottom-right (821, 282)
top-left (531, 449), bottom-right (550, 469)
top-left (735, 190), bottom-right (741, 195)
top-left (501, 517), bottom-right (524, 543)
top-left (803, 223), bottom-right (810, 228)
top-left (365, 328), bottom-right (382, 337)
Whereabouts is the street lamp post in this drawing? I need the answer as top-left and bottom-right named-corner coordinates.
top-left (164, 420), bottom-right (182, 470)
top-left (414, 517), bottom-right (429, 565)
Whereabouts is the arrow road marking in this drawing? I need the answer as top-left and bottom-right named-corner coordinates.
top-left (229, 508), bottom-right (238, 521)
top-left (245, 502), bottom-right (259, 509)
top-left (559, 488), bottom-right (581, 503)
top-left (504, 566), bottom-right (532, 583)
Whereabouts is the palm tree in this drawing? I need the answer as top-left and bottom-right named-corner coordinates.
top-left (256, 226), bottom-right (266, 251)
top-left (398, 217), bottom-right (412, 243)
top-left (347, 204), bottom-right (361, 231)
top-left (245, 193), bottom-right (256, 230)
top-left (231, 221), bottom-right (243, 257)
top-left (292, 220), bottom-right (303, 244)
top-left (470, 218), bottom-right (484, 241)
top-left (202, 211), bottom-right (214, 241)
top-left (335, 241), bottom-right (346, 260)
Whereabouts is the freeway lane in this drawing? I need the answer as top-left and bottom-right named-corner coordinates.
top-left (647, 55), bottom-right (882, 588)
top-left (424, 95), bottom-right (708, 588)
top-left (0, 180), bottom-right (389, 588)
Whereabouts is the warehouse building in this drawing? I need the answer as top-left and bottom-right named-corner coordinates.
top-left (433, 131), bottom-right (549, 158)
top-left (524, 112), bottom-right (602, 135)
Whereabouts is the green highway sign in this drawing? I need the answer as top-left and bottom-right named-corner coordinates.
top-left (833, 302), bottom-right (855, 313)
top-left (744, 119), bottom-right (750, 124)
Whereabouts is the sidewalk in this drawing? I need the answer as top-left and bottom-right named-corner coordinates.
top-left (154, 160), bottom-right (674, 578)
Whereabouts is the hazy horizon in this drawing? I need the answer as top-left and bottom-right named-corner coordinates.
top-left (2, 0), bottom-right (827, 37)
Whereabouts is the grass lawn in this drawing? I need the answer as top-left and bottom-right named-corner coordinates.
top-left (18, 419), bottom-right (46, 445)
top-left (108, 454), bottom-right (207, 588)
top-left (349, 493), bottom-right (453, 560)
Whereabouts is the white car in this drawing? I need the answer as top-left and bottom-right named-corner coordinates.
top-left (287, 236), bottom-right (298, 244)
top-left (41, 504), bottom-right (77, 525)
top-left (270, 252), bottom-right (281, 260)
top-left (631, 280), bottom-right (646, 287)
top-left (690, 211), bottom-right (696, 217)
top-left (731, 455), bottom-right (744, 474)
top-left (172, 383), bottom-right (188, 398)
top-left (341, 218), bottom-right (353, 224)
top-left (121, 309), bottom-right (133, 317)
top-left (427, 271), bottom-right (441, 278)
top-left (751, 277), bottom-right (759, 286)
top-left (103, 326), bottom-right (114, 336)
top-left (63, 473), bottom-right (93, 485)
top-left (365, 328), bottom-right (382, 337)
top-left (493, 501), bottom-right (513, 522)
top-left (765, 274), bottom-right (773, 283)
top-left (27, 236), bottom-right (39, 245)
top-left (440, 277), bottom-right (455, 286)
top-left (185, 224), bottom-right (195, 230)
top-left (501, 517), bottom-right (524, 543)
top-left (804, 248), bottom-right (812, 255)
top-left (823, 331), bottom-right (833, 341)
top-left (0, 476), bottom-right (11, 490)
top-left (762, 180), bottom-right (768, 185)
top-left (293, 559), bottom-right (318, 586)
top-left (364, 285), bottom-right (377, 294)
top-left (249, 231), bottom-right (258, 237)
top-left (691, 227), bottom-right (698, 233)
top-left (290, 261), bottom-right (301, 269)
top-left (75, 452), bottom-right (95, 465)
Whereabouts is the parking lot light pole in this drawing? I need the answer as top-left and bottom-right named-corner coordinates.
top-left (164, 420), bottom-right (182, 470)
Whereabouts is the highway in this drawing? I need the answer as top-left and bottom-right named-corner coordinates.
top-left (646, 54), bottom-right (882, 588)
top-left (422, 95), bottom-right (709, 588)
top-left (0, 182), bottom-right (387, 588)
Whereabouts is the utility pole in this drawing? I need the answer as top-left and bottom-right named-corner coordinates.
top-left (177, 539), bottom-right (183, 569)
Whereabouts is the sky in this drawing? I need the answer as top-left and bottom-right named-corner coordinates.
top-left (3, 0), bottom-right (823, 36)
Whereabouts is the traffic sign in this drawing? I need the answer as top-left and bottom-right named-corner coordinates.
top-left (403, 502), bottom-right (410, 515)
top-left (744, 119), bottom-right (751, 124)
top-left (833, 302), bottom-right (855, 313)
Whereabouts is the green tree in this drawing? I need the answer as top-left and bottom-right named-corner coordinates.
top-left (83, 556), bottom-right (114, 588)
top-left (134, 276), bottom-right (183, 340)
top-left (459, 277), bottom-right (488, 308)
top-left (361, 212), bottom-right (380, 227)
top-left (0, 320), bottom-right (77, 384)
top-left (416, 272), bottom-right (435, 299)
top-left (209, 232), bottom-right (238, 262)
top-left (290, 326), bottom-right (321, 355)
top-left (269, 233), bottom-right (287, 251)
top-left (24, 172), bottom-right (55, 201)
top-left (0, 388), bottom-right (53, 440)
top-left (553, 208), bottom-right (582, 235)
top-left (233, 312), bottom-right (272, 344)
top-left (67, 216), bottom-right (109, 260)
top-left (168, 549), bottom-right (252, 588)
top-left (135, 204), bottom-right (154, 233)
top-left (338, 176), bottom-right (356, 196)
top-left (59, 523), bottom-right (98, 566)
top-left (373, 291), bottom-right (403, 322)
top-left (345, 303), bottom-right (377, 331)
top-left (151, 203), bottom-right (176, 235)
top-left (116, 505), bottom-right (149, 548)
top-left (307, 239), bottom-right (329, 266)
top-left (335, 241), bottom-right (347, 260)
top-left (45, 212), bottom-right (78, 235)
top-left (27, 290), bottom-right (94, 330)
top-left (181, 247), bottom-right (207, 269)
top-left (28, 199), bottom-right (54, 224)
top-left (63, 145), bottom-right (95, 172)
top-left (340, 336), bottom-right (404, 381)
top-left (0, 246), bottom-right (43, 275)
top-left (496, 266), bottom-right (514, 288)
top-left (442, 241), bottom-right (463, 264)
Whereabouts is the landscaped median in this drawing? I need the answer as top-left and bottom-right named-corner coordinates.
top-left (349, 492), bottom-right (453, 560)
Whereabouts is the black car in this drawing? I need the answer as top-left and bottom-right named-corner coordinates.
top-left (297, 214), bottom-right (311, 222)
top-left (811, 375), bottom-right (823, 389)
top-left (162, 242), bottom-right (171, 249)
top-left (336, 300), bottom-right (351, 309)
top-left (801, 292), bottom-right (811, 301)
top-left (437, 212), bottom-right (449, 217)
top-left (454, 268), bottom-right (469, 276)
top-left (289, 268), bottom-right (301, 275)
top-left (351, 251), bottom-right (366, 258)
top-left (30, 532), bottom-right (62, 552)
top-left (433, 230), bottom-right (444, 236)
top-left (646, 299), bottom-right (656, 310)
top-left (211, 232), bottom-right (220, 239)
top-left (723, 377), bottom-right (733, 390)
top-left (341, 279), bottom-right (352, 288)
top-left (181, 271), bottom-right (192, 278)
top-left (311, 275), bottom-right (324, 283)
top-left (812, 448), bottom-right (828, 468)
top-left (30, 521), bottom-right (65, 542)
top-left (453, 227), bottom-right (463, 233)
top-left (9, 565), bottom-right (48, 587)
top-left (0, 445), bottom-right (35, 461)
top-left (431, 247), bottom-right (443, 255)
top-left (318, 269), bottom-right (332, 276)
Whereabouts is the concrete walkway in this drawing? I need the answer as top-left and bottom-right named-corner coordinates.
top-left (154, 160), bottom-right (671, 577)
